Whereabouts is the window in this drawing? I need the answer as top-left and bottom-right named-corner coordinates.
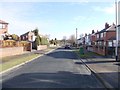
top-left (97, 34), bottom-right (99, 38)
top-left (22, 36), bottom-right (24, 40)
top-left (2, 24), bottom-right (6, 28)
top-left (95, 42), bottom-right (97, 45)
top-left (0, 24), bottom-right (5, 29)
top-left (101, 33), bottom-right (103, 38)
top-left (104, 42), bottom-right (106, 46)
top-left (113, 40), bottom-right (116, 47)
top-left (108, 41), bottom-right (112, 47)
top-left (0, 24), bottom-right (2, 29)
top-left (104, 32), bottom-right (106, 37)
top-left (98, 41), bottom-right (102, 46)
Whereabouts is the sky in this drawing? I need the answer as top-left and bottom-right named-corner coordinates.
top-left (0, 0), bottom-right (117, 40)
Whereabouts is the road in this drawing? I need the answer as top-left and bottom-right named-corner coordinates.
top-left (2, 47), bottom-right (105, 88)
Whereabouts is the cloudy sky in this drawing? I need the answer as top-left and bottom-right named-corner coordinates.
top-left (0, 0), bottom-right (116, 39)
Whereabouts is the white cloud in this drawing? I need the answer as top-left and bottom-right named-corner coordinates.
top-left (93, 4), bottom-right (115, 14)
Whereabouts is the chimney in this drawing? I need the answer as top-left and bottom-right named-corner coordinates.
top-left (92, 30), bottom-right (95, 34)
top-left (105, 22), bottom-right (110, 29)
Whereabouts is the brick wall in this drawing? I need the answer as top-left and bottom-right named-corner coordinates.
top-left (0, 47), bottom-right (23, 58)
top-left (106, 31), bottom-right (116, 41)
top-left (37, 45), bottom-right (47, 50)
top-left (97, 47), bottom-right (105, 56)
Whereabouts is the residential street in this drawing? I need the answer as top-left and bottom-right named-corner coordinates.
top-left (2, 47), bottom-right (105, 88)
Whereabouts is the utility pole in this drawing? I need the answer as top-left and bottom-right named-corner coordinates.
top-left (76, 28), bottom-right (78, 48)
top-left (115, 0), bottom-right (118, 61)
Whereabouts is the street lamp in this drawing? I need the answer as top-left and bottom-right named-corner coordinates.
top-left (115, 0), bottom-right (119, 61)
top-left (76, 28), bottom-right (78, 48)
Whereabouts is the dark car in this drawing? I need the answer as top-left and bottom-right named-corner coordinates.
top-left (65, 45), bottom-right (71, 49)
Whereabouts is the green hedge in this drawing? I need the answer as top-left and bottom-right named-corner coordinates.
top-left (41, 37), bottom-right (48, 45)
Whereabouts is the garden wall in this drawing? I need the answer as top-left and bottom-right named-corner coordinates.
top-left (37, 45), bottom-right (47, 50)
top-left (0, 47), bottom-right (24, 58)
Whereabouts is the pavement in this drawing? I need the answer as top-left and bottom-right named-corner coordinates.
top-left (76, 51), bottom-right (120, 89)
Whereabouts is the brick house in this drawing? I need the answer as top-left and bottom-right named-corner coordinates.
top-left (87, 33), bottom-right (96, 52)
top-left (94, 23), bottom-right (116, 56)
top-left (20, 31), bottom-right (36, 42)
top-left (0, 20), bottom-right (9, 40)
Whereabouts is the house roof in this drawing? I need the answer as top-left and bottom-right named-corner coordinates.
top-left (0, 20), bottom-right (8, 24)
top-left (96, 29), bottom-right (106, 34)
top-left (20, 31), bottom-right (29, 36)
top-left (106, 24), bottom-right (116, 31)
top-left (96, 24), bottom-right (116, 34)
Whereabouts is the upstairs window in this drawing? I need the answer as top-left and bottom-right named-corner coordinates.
top-left (101, 33), bottom-right (103, 38)
top-left (0, 24), bottom-right (2, 29)
top-left (0, 24), bottom-right (6, 29)
top-left (97, 34), bottom-right (99, 38)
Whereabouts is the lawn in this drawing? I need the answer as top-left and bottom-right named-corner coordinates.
top-left (0, 53), bottom-right (40, 72)
top-left (0, 47), bottom-right (56, 72)
top-left (74, 49), bottom-right (102, 59)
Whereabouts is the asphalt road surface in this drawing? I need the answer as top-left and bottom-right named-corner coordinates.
top-left (1, 47), bottom-right (105, 89)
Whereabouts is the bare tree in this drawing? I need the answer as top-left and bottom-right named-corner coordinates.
top-left (68, 34), bottom-right (75, 45)
top-left (62, 36), bottom-right (67, 45)
top-left (63, 36), bottom-right (66, 40)
top-left (79, 34), bottom-right (84, 38)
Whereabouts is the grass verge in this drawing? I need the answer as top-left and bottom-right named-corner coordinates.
top-left (0, 47), bottom-right (56, 72)
top-left (0, 53), bottom-right (40, 72)
top-left (74, 49), bottom-right (102, 59)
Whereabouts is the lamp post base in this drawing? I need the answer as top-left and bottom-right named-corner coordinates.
top-left (116, 55), bottom-right (118, 62)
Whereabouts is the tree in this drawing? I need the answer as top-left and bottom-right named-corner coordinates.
top-left (62, 36), bottom-right (67, 44)
top-left (41, 37), bottom-right (45, 45)
top-left (11, 34), bottom-right (19, 41)
top-left (50, 39), bottom-right (54, 44)
top-left (54, 38), bottom-right (57, 45)
top-left (35, 35), bottom-right (41, 47)
top-left (33, 28), bottom-right (39, 36)
top-left (68, 34), bottom-right (75, 45)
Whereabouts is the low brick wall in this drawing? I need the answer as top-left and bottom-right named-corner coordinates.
top-left (0, 47), bottom-right (24, 58)
top-left (37, 45), bottom-right (47, 50)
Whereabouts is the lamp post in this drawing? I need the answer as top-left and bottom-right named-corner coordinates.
top-left (76, 28), bottom-right (78, 48)
top-left (115, 0), bottom-right (118, 61)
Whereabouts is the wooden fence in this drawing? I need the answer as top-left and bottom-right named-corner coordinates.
top-left (0, 40), bottom-right (31, 51)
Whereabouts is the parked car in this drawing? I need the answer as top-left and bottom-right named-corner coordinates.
top-left (65, 45), bottom-right (71, 49)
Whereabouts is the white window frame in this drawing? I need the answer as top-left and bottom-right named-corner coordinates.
top-left (108, 41), bottom-right (112, 47)
top-left (101, 33), bottom-right (103, 38)
top-left (97, 34), bottom-right (99, 38)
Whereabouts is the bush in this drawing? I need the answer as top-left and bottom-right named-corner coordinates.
top-left (11, 34), bottom-right (19, 41)
top-left (41, 37), bottom-right (48, 45)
